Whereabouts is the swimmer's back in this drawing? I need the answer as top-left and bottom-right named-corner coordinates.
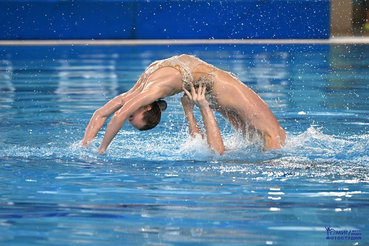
top-left (177, 55), bottom-right (219, 83)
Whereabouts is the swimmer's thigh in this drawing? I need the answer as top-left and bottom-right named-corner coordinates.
top-left (214, 73), bottom-right (276, 136)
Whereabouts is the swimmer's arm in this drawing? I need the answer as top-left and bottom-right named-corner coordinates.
top-left (183, 84), bottom-right (225, 155)
top-left (98, 88), bottom-right (165, 154)
top-left (198, 104), bottom-right (225, 155)
top-left (81, 95), bottom-right (123, 147)
top-left (181, 95), bottom-right (204, 138)
top-left (82, 74), bottom-right (149, 147)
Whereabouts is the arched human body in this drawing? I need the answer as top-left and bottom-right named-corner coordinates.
top-left (81, 54), bottom-right (286, 154)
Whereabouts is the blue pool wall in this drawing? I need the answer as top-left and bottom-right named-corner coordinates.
top-left (0, 0), bottom-right (330, 40)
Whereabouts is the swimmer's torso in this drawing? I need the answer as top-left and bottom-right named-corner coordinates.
top-left (141, 55), bottom-right (234, 105)
top-left (176, 55), bottom-right (246, 111)
top-left (140, 55), bottom-right (257, 105)
top-left (138, 54), bottom-right (285, 144)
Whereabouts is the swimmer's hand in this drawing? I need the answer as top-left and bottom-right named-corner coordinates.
top-left (81, 140), bottom-right (106, 154)
top-left (182, 82), bottom-right (209, 109)
top-left (97, 146), bottom-right (106, 155)
top-left (181, 93), bottom-right (194, 113)
top-left (181, 84), bottom-right (204, 138)
top-left (80, 140), bottom-right (90, 148)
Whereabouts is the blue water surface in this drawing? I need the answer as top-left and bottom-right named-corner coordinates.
top-left (0, 44), bottom-right (368, 245)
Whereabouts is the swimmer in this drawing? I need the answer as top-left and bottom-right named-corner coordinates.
top-left (81, 54), bottom-right (286, 154)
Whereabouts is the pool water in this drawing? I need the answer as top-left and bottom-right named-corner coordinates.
top-left (0, 44), bottom-right (368, 245)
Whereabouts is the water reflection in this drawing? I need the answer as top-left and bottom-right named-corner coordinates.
top-left (328, 45), bottom-right (369, 111)
top-left (0, 59), bottom-right (14, 109)
top-left (286, 46), bottom-right (331, 113)
top-left (251, 52), bottom-right (290, 109)
top-left (55, 53), bottom-right (119, 109)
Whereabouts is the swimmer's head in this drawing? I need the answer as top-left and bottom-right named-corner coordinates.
top-left (128, 99), bottom-right (167, 131)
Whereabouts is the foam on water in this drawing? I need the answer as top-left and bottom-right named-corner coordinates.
top-left (1, 125), bottom-right (367, 182)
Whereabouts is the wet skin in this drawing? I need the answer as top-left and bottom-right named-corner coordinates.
top-left (82, 54), bottom-right (285, 154)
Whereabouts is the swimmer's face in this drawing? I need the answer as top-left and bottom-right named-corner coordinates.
top-left (127, 106), bottom-right (150, 130)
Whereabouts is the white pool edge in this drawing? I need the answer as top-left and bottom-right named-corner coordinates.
top-left (1, 37), bottom-right (369, 46)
